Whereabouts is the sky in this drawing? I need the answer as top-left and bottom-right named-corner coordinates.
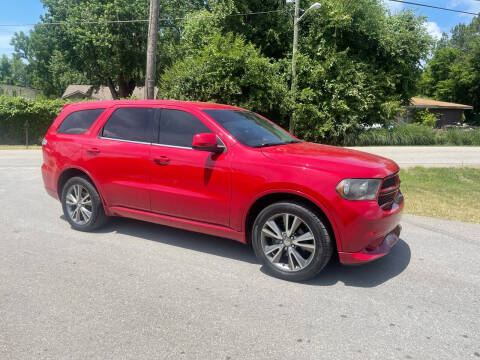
top-left (0, 0), bottom-right (44, 56)
top-left (0, 0), bottom-right (479, 56)
top-left (384, 0), bottom-right (480, 40)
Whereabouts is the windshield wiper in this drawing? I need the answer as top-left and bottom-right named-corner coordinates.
top-left (254, 142), bottom-right (283, 148)
top-left (254, 140), bottom-right (303, 148)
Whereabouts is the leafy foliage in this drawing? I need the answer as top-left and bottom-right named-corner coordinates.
top-left (291, 1), bottom-right (431, 141)
top-left (0, 55), bottom-right (33, 87)
top-left (220, 0), bottom-right (293, 59)
top-left (0, 95), bottom-right (66, 144)
top-left (159, 31), bottom-right (289, 125)
top-left (160, 0), bottom-right (431, 142)
top-left (2, 0), bottom-right (434, 144)
top-left (413, 109), bottom-right (438, 127)
top-left (419, 16), bottom-right (480, 125)
top-left (11, 0), bottom-right (208, 98)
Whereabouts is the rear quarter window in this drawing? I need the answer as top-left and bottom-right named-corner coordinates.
top-left (57, 109), bottom-right (105, 134)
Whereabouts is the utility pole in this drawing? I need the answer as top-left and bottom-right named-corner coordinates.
top-left (289, 1), bottom-right (321, 133)
top-left (145, 0), bottom-right (159, 99)
top-left (289, 0), bottom-right (300, 133)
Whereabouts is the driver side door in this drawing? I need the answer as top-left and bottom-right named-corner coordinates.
top-left (149, 107), bottom-right (231, 226)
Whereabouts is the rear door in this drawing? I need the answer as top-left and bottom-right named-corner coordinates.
top-left (82, 105), bottom-right (155, 211)
top-left (149, 107), bottom-right (231, 226)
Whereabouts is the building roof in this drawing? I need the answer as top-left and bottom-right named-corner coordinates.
top-left (62, 85), bottom-right (93, 99)
top-left (410, 97), bottom-right (473, 110)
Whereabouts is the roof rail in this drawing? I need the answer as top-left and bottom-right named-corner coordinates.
top-left (62, 103), bottom-right (73, 111)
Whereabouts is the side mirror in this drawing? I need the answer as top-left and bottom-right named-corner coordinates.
top-left (192, 133), bottom-right (222, 153)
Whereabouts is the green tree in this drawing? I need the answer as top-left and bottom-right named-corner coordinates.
top-left (419, 16), bottom-right (480, 124)
top-left (0, 54), bottom-right (33, 87)
top-left (11, 27), bottom-right (64, 95)
top-left (292, 0), bottom-right (431, 142)
top-left (48, 50), bottom-right (89, 95)
top-left (159, 0), bottom-right (431, 142)
top-left (11, 0), bottom-right (207, 98)
top-left (450, 17), bottom-right (480, 50)
top-left (220, 0), bottom-right (293, 59)
top-left (159, 31), bottom-right (288, 124)
top-left (0, 55), bottom-right (12, 83)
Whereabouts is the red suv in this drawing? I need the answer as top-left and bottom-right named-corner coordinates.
top-left (42, 100), bottom-right (403, 281)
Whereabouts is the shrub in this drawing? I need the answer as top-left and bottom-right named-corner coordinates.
top-left (437, 127), bottom-right (480, 145)
top-left (343, 124), bottom-right (480, 146)
top-left (413, 109), bottom-right (438, 127)
top-left (0, 95), bottom-right (66, 145)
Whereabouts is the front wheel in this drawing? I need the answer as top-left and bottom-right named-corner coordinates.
top-left (252, 201), bottom-right (333, 282)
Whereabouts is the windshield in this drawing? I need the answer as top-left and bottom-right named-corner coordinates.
top-left (203, 110), bottom-right (299, 148)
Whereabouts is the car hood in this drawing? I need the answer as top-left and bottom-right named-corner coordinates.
top-left (261, 142), bottom-right (399, 178)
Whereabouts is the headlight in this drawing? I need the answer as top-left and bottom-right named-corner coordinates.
top-left (336, 178), bottom-right (381, 200)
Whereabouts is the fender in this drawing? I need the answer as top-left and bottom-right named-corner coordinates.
top-left (56, 165), bottom-right (112, 216)
top-left (241, 187), bottom-right (343, 250)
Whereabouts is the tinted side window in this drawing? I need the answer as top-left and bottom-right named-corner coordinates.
top-left (159, 109), bottom-right (211, 147)
top-left (102, 108), bottom-right (154, 143)
top-left (57, 109), bottom-right (105, 134)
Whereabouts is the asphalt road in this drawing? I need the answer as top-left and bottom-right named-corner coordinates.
top-left (349, 146), bottom-right (480, 168)
top-left (1, 150), bottom-right (479, 360)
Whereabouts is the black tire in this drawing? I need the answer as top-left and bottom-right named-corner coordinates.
top-left (252, 201), bottom-right (333, 282)
top-left (61, 176), bottom-right (108, 231)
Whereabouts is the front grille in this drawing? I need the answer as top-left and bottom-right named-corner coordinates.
top-left (381, 176), bottom-right (397, 189)
top-left (378, 173), bottom-right (401, 210)
top-left (378, 193), bottom-right (396, 207)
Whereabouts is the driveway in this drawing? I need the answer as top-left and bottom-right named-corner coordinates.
top-left (349, 146), bottom-right (480, 168)
top-left (1, 150), bottom-right (479, 359)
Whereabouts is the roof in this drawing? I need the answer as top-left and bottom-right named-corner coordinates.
top-left (62, 85), bottom-right (93, 99)
top-left (409, 97), bottom-right (473, 110)
top-left (61, 99), bottom-right (244, 112)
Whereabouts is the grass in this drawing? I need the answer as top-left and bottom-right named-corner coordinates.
top-left (343, 124), bottom-right (480, 146)
top-left (0, 145), bottom-right (41, 150)
top-left (400, 167), bottom-right (480, 223)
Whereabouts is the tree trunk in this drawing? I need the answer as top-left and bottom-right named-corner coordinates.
top-left (107, 78), bottom-right (119, 100)
top-left (118, 73), bottom-right (136, 98)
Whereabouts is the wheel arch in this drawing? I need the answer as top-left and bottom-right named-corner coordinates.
top-left (244, 191), bottom-right (341, 252)
top-left (57, 167), bottom-right (107, 210)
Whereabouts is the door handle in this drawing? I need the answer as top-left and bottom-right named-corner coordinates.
top-left (154, 156), bottom-right (170, 166)
top-left (87, 147), bottom-right (100, 156)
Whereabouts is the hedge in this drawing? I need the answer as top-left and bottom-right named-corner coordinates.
top-left (2, 96), bottom-right (480, 147)
top-left (0, 96), bottom-right (66, 145)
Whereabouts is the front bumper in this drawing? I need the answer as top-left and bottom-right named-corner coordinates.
top-left (338, 225), bottom-right (401, 264)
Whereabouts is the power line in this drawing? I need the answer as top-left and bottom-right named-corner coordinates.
top-left (387, 0), bottom-right (479, 16)
top-left (0, 9), bottom-right (287, 27)
top-left (0, 2), bottom-right (477, 28)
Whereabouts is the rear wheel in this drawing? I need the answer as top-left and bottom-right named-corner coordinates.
top-left (252, 201), bottom-right (333, 282)
top-left (61, 176), bottom-right (108, 231)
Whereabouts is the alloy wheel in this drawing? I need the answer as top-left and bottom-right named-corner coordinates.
top-left (65, 184), bottom-right (93, 225)
top-left (261, 213), bottom-right (316, 272)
